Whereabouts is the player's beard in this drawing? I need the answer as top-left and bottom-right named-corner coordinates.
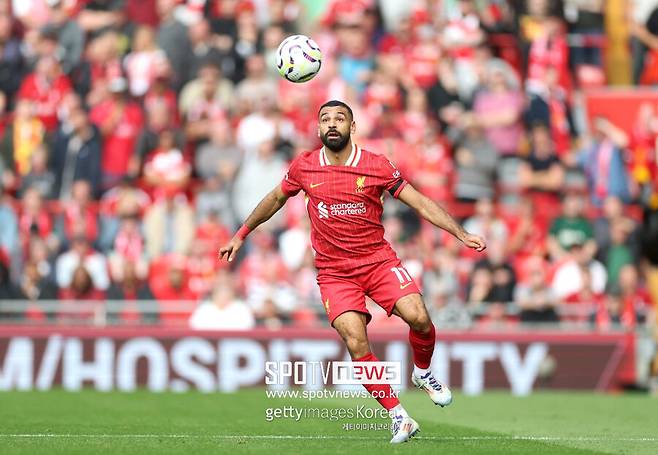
top-left (320, 129), bottom-right (350, 152)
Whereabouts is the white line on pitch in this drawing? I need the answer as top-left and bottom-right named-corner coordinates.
top-left (1, 434), bottom-right (658, 442)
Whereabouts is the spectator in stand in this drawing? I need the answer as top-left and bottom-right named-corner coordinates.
top-left (525, 67), bottom-right (576, 160)
top-left (232, 134), bottom-right (288, 228)
top-left (0, 260), bottom-right (24, 321)
top-left (149, 254), bottom-right (196, 325)
top-left (564, 0), bottom-right (605, 67)
top-left (548, 192), bottom-right (597, 261)
top-left (186, 237), bottom-right (221, 300)
top-left (57, 265), bottom-right (105, 324)
top-left (19, 186), bottom-right (55, 257)
top-left (552, 237), bottom-right (607, 302)
top-left (441, 0), bottom-right (485, 99)
top-left (0, 184), bottom-right (18, 262)
top-left (577, 117), bottom-right (631, 205)
top-left (42, 0), bottom-right (85, 75)
top-left (603, 220), bottom-right (636, 289)
top-left (19, 144), bottom-right (54, 198)
top-left (423, 248), bottom-right (472, 329)
top-left (466, 264), bottom-right (510, 326)
top-left (55, 232), bottom-right (110, 292)
top-left (51, 105), bottom-right (103, 199)
top-left (0, 13), bottom-right (26, 106)
top-left (257, 298), bottom-right (288, 329)
top-left (231, 4), bottom-right (265, 82)
top-left (143, 71), bottom-right (180, 127)
top-left (234, 53), bottom-right (278, 115)
top-left (473, 240), bottom-right (517, 304)
top-left (55, 180), bottom-right (99, 247)
top-left (189, 275), bottom-right (255, 330)
top-left (518, 123), bottom-right (565, 211)
top-left (1, 99), bottom-right (45, 184)
top-left (106, 259), bottom-right (157, 325)
top-left (463, 197), bottom-right (509, 247)
top-left (77, 0), bottom-right (125, 37)
top-left (124, 25), bottom-right (169, 98)
top-left (143, 130), bottom-right (191, 198)
top-left (515, 255), bottom-right (559, 323)
top-left (505, 195), bottom-right (549, 279)
top-left (472, 61), bottom-right (524, 158)
top-left (90, 77), bottom-right (144, 190)
top-left (244, 258), bottom-right (298, 320)
top-left (524, 15), bottom-right (571, 95)
top-left (631, 3), bottom-right (658, 85)
top-left (17, 55), bottom-right (72, 132)
top-left (26, 236), bottom-right (56, 286)
top-left (156, 0), bottom-right (193, 90)
top-left (19, 260), bottom-right (58, 321)
top-left (188, 17), bottom-right (238, 84)
top-left (590, 291), bottom-right (636, 331)
top-left (194, 208), bottom-right (230, 262)
top-left (238, 229), bottom-right (287, 290)
top-left (196, 176), bottom-right (236, 230)
top-left (107, 212), bottom-right (147, 278)
top-left (179, 62), bottom-right (233, 143)
top-left (453, 114), bottom-right (498, 202)
top-left (628, 0), bottom-right (658, 83)
top-left (81, 30), bottom-right (124, 106)
top-left (133, 104), bottom-right (184, 178)
top-left (194, 116), bottom-right (241, 181)
top-left (618, 264), bottom-right (654, 324)
top-left (262, 23), bottom-right (286, 80)
top-left (333, 10), bottom-right (374, 97)
top-left (143, 194), bottom-right (195, 258)
top-left (98, 177), bottom-right (150, 250)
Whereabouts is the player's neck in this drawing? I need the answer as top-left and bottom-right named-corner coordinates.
top-left (324, 140), bottom-right (354, 166)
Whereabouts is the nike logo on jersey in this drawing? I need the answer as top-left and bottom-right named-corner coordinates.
top-left (400, 282), bottom-right (413, 290)
top-left (310, 182), bottom-right (324, 188)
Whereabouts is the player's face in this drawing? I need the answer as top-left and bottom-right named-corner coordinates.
top-left (318, 107), bottom-right (354, 152)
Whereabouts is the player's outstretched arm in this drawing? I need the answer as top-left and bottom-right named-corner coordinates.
top-left (397, 184), bottom-right (486, 252)
top-left (218, 184), bottom-right (290, 262)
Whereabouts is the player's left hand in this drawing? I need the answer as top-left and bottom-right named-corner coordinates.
top-left (460, 232), bottom-right (486, 252)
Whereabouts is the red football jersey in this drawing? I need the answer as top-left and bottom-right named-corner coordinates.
top-left (280, 144), bottom-right (408, 271)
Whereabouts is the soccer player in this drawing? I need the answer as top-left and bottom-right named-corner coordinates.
top-left (219, 100), bottom-right (486, 443)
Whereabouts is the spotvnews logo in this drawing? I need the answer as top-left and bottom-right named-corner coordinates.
top-left (265, 361), bottom-right (401, 385)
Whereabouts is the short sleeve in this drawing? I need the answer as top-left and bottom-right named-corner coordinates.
top-left (380, 157), bottom-right (408, 198)
top-left (280, 158), bottom-right (303, 197)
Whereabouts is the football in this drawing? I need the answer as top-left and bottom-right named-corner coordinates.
top-left (276, 34), bottom-right (322, 83)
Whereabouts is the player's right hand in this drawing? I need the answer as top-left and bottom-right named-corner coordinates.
top-left (460, 232), bottom-right (486, 252)
top-left (218, 238), bottom-right (243, 262)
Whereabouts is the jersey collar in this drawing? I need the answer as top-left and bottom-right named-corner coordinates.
top-left (319, 143), bottom-right (361, 167)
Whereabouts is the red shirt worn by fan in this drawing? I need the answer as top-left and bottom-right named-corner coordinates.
top-left (280, 144), bottom-right (407, 272)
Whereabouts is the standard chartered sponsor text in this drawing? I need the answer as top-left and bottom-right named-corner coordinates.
top-left (266, 388), bottom-right (399, 401)
top-left (330, 202), bottom-right (366, 216)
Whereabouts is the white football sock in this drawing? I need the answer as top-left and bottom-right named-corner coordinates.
top-left (391, 404), bottom-right (409, 419)
top-left (413, 365), bottom-right (431, 377)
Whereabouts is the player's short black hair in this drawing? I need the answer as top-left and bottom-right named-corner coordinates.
top-left (318, 100), bottom-right (353, 121)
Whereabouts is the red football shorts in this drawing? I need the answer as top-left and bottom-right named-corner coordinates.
top-left (316, 257), bottom-right (421, 325)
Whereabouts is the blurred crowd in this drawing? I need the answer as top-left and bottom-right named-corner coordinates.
top-left (0, 0), bottom-right (657, 331)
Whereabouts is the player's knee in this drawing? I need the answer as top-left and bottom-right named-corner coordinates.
top-left (408, 309), bottom-right (432, 333)
top-left (345, 337), bottom-right (369, 358)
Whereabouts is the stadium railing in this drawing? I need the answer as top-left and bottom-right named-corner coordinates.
top-left (0, 299), bottom-right (650, 332)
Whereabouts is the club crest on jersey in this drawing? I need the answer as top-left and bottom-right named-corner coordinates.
top-left (355, 176), bottom-right (366, 193)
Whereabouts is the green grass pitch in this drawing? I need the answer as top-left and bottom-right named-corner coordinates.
top-left (1, 389), bottom-right (657, 454)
